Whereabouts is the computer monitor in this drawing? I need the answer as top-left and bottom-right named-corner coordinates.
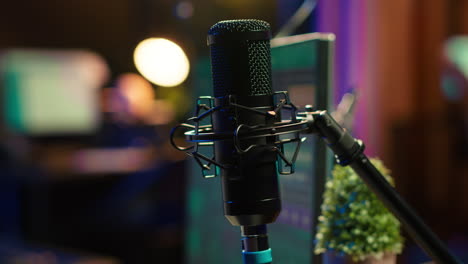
top-left (0, 49), bottom-right (108, 136)
top-left (185, 33), bottom-right (335, 264)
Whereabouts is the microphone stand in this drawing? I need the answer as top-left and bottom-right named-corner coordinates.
top-left (241, 225), bottom-right (273, 264)
top-left (309, 110), bottom-right (462, 264)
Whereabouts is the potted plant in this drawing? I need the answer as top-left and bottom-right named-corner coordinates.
top-left (314, 158), bottom-right (404, 263)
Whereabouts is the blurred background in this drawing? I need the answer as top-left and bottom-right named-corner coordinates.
top-left (0, 0), bottom-right (467, 263)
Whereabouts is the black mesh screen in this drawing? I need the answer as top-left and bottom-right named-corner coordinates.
top-left (209, 19), bottom-right (272, 97)
top-left (247, 40), bottom-right (272, 96)
top-left (208, 19), bottom-right (270, 34)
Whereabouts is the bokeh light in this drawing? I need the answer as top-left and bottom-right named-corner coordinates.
top-left (446, 36), bottom-right (468, 78)
top-left (175, 1), bottom-right (194, 19)
top-left (134, 38), bottom-right (190, 87)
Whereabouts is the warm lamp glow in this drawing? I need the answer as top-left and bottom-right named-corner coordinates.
top-left (134, 38), bottom-right (190, 87)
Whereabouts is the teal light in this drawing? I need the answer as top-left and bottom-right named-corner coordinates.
top-left (4, 72), bottom-right (25, 132)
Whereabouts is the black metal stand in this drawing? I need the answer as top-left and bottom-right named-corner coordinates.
top-left (311, 110), bottom-right (463, 264)
top-left (240, 225), bottom-right (273, 264)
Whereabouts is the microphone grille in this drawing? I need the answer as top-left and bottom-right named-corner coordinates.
top-left (208, 19), bottom-right (270, 34)
top-left (209, 19), bottom-right (272, 97)
top-left (248, 40), bottom-right (272, 96)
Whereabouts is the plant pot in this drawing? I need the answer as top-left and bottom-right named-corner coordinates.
top-left (345, 253), bottom-right (396, 264)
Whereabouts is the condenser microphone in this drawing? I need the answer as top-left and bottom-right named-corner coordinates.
top-left (207, 19), bottom-right (281, 228)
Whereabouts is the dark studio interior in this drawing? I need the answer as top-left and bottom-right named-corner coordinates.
top-left (0, 1), bottom-right (467, 263)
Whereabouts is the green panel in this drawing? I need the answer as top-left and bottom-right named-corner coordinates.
top-left (271, 42), bottom-right (318, 71)
top-left (193, 57), bottom-right (213, 97)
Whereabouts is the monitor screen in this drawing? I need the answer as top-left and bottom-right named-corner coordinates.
top-left (0, 49), bottom-right (108, 136)
top-left (185, 33), bottom-right (334, 264)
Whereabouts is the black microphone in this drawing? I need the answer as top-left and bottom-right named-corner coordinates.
top-left (207, 19), bottom-right (281, 229)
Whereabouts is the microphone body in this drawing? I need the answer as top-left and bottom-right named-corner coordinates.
top-left (208, 20), bottom-right (281, 227)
